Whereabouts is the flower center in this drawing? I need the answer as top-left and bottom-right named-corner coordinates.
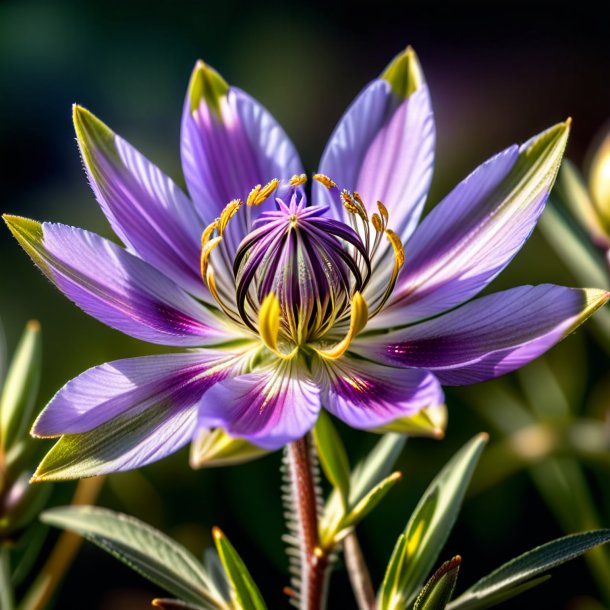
top-left (199, 175), bottom-right (404, 359)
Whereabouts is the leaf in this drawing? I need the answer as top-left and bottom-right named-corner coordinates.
top-left (213, 527), bottom-right (267, 610)
top-left (343, 472), bottom-right (402, 530)
top-left (320, 433), bottom-right (406, 546)
top-left (41, 506), bottom-right (222, 609)
top-left (414, 556), bottom-right (461, 610)
top-left (371, 404), bottom-right (447, 439)
top-left (0, 320), bottom-right (41, 454)
top-left (447, 529), bottom-right (610, 610)
top-left (312, 411), bottom-right (351, 508)
top-left (152, 600), bottom-right (210, 610)
top-left (378, 433), bottom-right (488, 609)
top-left (190, 428), bottom-right (268, 469)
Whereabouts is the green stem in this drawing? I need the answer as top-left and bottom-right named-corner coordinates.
top-left (0, 547), bottom-right (15, 610)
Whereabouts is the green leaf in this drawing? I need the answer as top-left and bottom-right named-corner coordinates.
top-left (0, 320), bottom-right (41, 453)
top-left (190, 428), bottom-right (268, 469)
top-left (378, 433), bottom-right (488, 610)
top-left (312, 411), bottom-right (351, 508)
top-left (152, 600), bottom-right (210, 610)
top-left (447, 530), bottom-right (610, 610)
top-left (414, 556), bottom-right (461, 610)
top-left (213, 527), bottom-right (267, 610)
top-left (320, 433), bottom-right (406, 547)
top-left (41, 506), bottom-right (223, 609)
top-left (343, 472), bottom-right (402, 530)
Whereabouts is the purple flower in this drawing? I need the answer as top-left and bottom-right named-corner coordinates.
top-left (4, 48), bottom-right (608, 479)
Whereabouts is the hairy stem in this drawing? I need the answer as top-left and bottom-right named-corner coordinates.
top-left (19, 476), bottom-right (105, 610)
top-left (287, 437), bottom-right (330, 610)
top-left (344, 533), bottom-right (376, 610)
top-left (0, 547), bottom-right (15, 610)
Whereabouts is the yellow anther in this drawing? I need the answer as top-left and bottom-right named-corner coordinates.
top-left (371, 213), bottom-right (383, 232)
top-left (344, 202), bottom-right (359, 215)
top-left (315, 292), bottom-right (368, 361)
top-left (200, 220), bottom-right (219, 251)
top-left (377, 201), bottom-right (389, 223)
top-left (385, 229), bottom-right (405, 268)
top-left (313, 174), bottom-right (337, 189)
top-left (247, 178), bottom-right (280, 206)
top-left (289, 173), bottom-right (308, 187)
top-left (341, 191), bottom-right (353, 206)
top-left (218, 199), bottom-right (242, 235)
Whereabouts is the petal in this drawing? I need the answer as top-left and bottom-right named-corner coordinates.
top-left (181, 62), bottom-right (303, 232)
top-left (198, 359), bottom-right (321, 450)
top-left (375, 122), bottom-right (570, 327)
top-left (313, 355), bottom-right (443, 429)
top-left (315, 48), bottom-right (434, 244)
top-left (4, 217), bottom-right (233, 346)
top-left (355, 285), bottom-right (609, 385)
top-left (32, 350), bottom-right (250, 479)
top-left (74, 105), bottom-right (210, 301)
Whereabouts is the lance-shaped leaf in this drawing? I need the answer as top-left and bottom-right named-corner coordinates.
top-left (312, 411), bottom-right (351, 509)
top-left (378, 434), bottom-right (488, 609)
top-left (190, 428), bottom-right (268, 469)
top-left (213, 527), bottom-right (267, 610)
top-left (1, 320), bottom-right (41, 454)
top-left (447, 530), bottom-right (610, 610)
top-left (320, 433), bottom-right (406, 545)
top-left (41, 506), bottom-right (223, 609)
top-left (414, 556), bottom-right (461, 610)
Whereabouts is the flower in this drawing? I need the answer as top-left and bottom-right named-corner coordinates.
top-left (4, 48), bottom-right (608, 479)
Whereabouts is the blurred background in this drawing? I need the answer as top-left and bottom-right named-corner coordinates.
top-left (1, 0), bottom-right (610, 608)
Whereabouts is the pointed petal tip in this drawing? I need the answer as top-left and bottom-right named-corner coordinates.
top-left (187, 59), bottom-right (229, 114)
top-left (382, 45), bottom-right (425, 98)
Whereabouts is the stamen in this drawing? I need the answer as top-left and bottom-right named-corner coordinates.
top-left (371, 213), bottom-right (383, 233)
top-left (218, 199), bottom-right (242, 235)
top-left (259, 293), bottom-right (298, 360)
top-left (377, 201), bottom-right (389, 223)
top-left (313, 174), bottom-right (337, 189)
top-left (315, 292), bottom-right (368, 360)
top-left (289, 173), bottom-right (308, 187)
top-left (368, 229), bottom-right (406, 318)
top-left (247, 178), bottom-right (280, 206)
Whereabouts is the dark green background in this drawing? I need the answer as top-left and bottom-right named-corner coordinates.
top-left (1, 1), bottom-right (610, 608)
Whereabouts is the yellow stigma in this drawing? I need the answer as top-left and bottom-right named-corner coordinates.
top-left (315, 292), bottom-right (368, 360)
top-left (289, 173), bottom-right (308, 187)
top-left (258, 293), bottom-right (298, 360)
top-left (313, 174), bottom-right (337, 189)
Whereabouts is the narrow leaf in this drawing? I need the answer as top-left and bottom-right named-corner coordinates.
top-left (312, 411), bottom-right (351, 508)
top-left (414, 556), bottom-right (461, 610)
top-left (213, 527), bottom-right (267, 610)
top-left (447, 529), bottom-right (610, 610)
top-left (344, 472), bottom-right (402, 530)
top-left (379, 434), bottom-right (488, 609)
top-left (41, 506), bottom-right (221, 608)
top-left (1, 320), bottom-right (41, 453)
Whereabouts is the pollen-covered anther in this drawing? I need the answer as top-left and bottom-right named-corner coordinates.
top-left (377, 200), bottom-right (389, 223)
top-left (289, 173), bottom-right (307, 187)
top-left (247, 178), bottom-right (280, 206)
top-left (218, 199), bottom-right (242, 235)
top-left (258, 293), bottom-right (298, 360)
top-left (371, 213), bottom-right (383, 233)
top-left (313, 174), bottom-right (337, 189)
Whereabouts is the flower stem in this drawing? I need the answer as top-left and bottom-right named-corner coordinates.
top-left (287, 437), bottom-right (329, 610)
top-left (344, 532), bottom-right (376, 610)
top-left (0, 547), bottom-right (15, 610)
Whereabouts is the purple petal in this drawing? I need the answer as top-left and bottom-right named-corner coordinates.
top-left (32, 350), bottom-right (250, 477)
top-left (355, 285), bottom-right (609, 385)
top-left (74, 106), bottom-right (209, 301)
top-left (5, 217), bottom-right (232, 346)
top-left (315, 79), bottom-right (434, 244)
top-left (314, 355), bottom-right (443, 429)
top-left (181, 63), bottom-right (303, 233)
top-left (375, 123), bottom-right (570, 327)
top-left (198, 360), bottom-right (320, 449)
top-left (33, 350), bottom-right (247, 437)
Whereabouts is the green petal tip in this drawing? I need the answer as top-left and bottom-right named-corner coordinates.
top-left (187, 60), bottom-right (229, 116)
top-left (382, 45), bottom-right (424, 98)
